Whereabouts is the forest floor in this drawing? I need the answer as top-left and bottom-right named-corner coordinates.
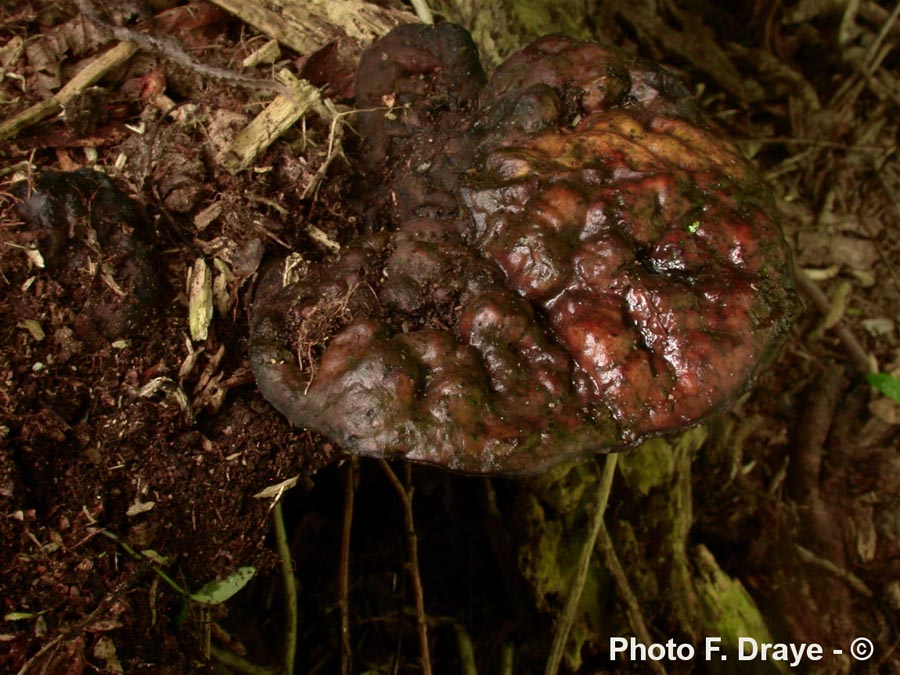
top-left (1, 1), bottom-right (899, 674)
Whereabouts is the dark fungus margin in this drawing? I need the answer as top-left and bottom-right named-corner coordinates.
top-left (250, 23), bottom-right (798, 475)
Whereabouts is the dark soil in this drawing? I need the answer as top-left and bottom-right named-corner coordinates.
top-left (2, 1), bottom-right (899, 674)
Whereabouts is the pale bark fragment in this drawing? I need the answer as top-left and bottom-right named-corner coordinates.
top-left (209, 0), bottom-right (415, 55)
top-left (216, 70), bottom-right (325, 174)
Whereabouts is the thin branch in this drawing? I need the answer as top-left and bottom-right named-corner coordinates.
top-left (795, 545), bottom-right (873, 598)
top-left (339, 458), bottom-right (358, 675)
top-left (0, 41), bottom-right (138, 142)
top-left (454, 623), bottom-right (478, 675)
top-left (379, 460), bottom-right (433, 675)
top-left (217, 69), bottom-right (326, 174)
top-left (273, 500), bottom-right (298, 675)
top-left (544, 453), bottom-right (619, 675)
top-left (75, 0), bottom-right (288, 98)
top-left (596, 522), bottom-right (667, 675)
top-left (99, 529), bottom-right (190, 597)
top-left (410, 0), bottom-right (435, 24)
top-left (794, 264), bottom-right (875, 375)
top-left (864, 0), bottom-right (900, 74)
top-left (17, 592), bottom-right (121, 675)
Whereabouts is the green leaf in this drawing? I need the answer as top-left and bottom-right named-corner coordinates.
top-left (190, 566), bottom-right (256, 605)
top-left (867, 373), bottom-right (900, 406)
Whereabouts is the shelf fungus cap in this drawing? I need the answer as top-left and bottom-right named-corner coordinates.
top-left (250, 24), bottom-right (797, 475)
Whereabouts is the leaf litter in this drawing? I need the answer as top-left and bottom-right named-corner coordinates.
top-left (0, 0), bottom-right (899, 673)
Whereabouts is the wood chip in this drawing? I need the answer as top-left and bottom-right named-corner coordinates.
top-left (242, 39), bottom-right (281, 67)
top-left (215, 70), bottom-right (324, 174)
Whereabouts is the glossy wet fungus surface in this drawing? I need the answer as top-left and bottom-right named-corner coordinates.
top-left (252, 23), bottom-right (798, 475)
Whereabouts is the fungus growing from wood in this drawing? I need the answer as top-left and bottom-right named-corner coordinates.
top-left (250, 23), bottom-right (797, 474)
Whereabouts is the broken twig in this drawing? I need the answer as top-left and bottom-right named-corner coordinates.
top-left (545, 453), bottom-right (619, 675)
top-left (596, 521), bottom-right (667, 675)
top-left (217, 70), bottom-right (328, 174)
top-left (379, 460), bottom-right (433, 675)
top-left (794, 264), bottom-right (875, 375)
top-left (0, 41), bottom-right (137, 142)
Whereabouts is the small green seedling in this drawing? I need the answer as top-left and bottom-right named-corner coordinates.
top-left (100, 530), bottom-right (256, 605)
top-left (190, 566), bottom-right (257, 605)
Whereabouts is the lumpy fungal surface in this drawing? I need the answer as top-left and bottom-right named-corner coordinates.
top-left (250, 24), bottom-right (797, 474)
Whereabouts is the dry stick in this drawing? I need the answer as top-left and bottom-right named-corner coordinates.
top-left (209, 645), bottom-right (278, 675)
top-left (217, 69), bottom-right (326, 174)
top-left (794, 545), bottom-right (874, 598)
top-left (75, 0), bottom-right (289, 99)
top-left (793, 264), bottom-right (876, 376)
top-left (0, 40), bottom-right (137, 142)
top-left (596, 521), bottom-right (667, 675)
top-left (544, 453), bottom-right (619, 675)
top-left (860, 0), bottom-right (900, 40)
top-left (410, 0), bottom-right (435, 24)
top-left (339, 458), bottom-right (358, 675)
top-left (379, 460), bottom-right (433, 675)
top-left (856, 43), bottom-right (900, 108)
top-left (788, 362), bottom-right (845, 506)
top-left (273, 500), bottom-right (298, 675)
top-left (864, 0), bottom-right (900, 74)
top-left (17, 591), bottom-right (120, 675)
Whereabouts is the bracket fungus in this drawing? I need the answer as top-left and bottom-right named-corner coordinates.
top-left (250, 24), bottom-right (797, 474)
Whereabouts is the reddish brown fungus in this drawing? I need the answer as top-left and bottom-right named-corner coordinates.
top-left (250, 23), bottom-right (797, 474)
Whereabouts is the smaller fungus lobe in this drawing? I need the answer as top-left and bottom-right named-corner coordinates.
top-left (250, 24), bottom-right (797, 474)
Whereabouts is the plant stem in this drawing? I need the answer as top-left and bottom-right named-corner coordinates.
top-left (274, 500), bottom-right (298, 675)
top-left (544, 453), bottom-right (618, 675)
top-left (596, 521), bottom-right (667, 675)
top-left (339, 458), bottom-right (358, 675)
top-left (380, 460), bottom-right (433, 675)
top-left (410, 0), bottom-right (434, 24)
